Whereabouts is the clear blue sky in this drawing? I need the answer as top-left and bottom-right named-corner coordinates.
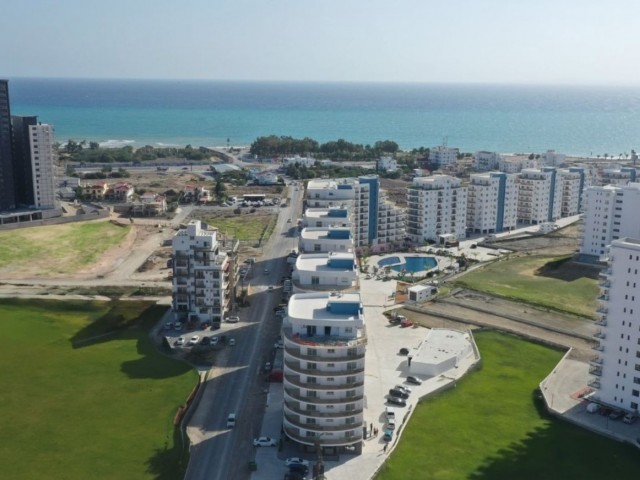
top-left (2, 0), bottom-right (638, 85)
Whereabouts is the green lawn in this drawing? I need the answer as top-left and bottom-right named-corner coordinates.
top-left (198, 213), bottom-right (276, 242)
top-left (0, 221), bottom-right (130, 274)
top-left (376, 331), bottom-right (640, 480)
top-left (456, 255), bottom-right (599, 318)
top-left (0, 299), bottom-right (197, 480)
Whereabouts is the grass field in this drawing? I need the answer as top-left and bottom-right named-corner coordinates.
top-left (0, 221), bottom-right (130, 275)
top-left (376, 331), bottom-right (640, 480)
top-left (198, 212), bottom-right (276, 242)
top-left (456, 255), bottom-right (599, 318)
top-left (0, 299), bottom-right (196, 480)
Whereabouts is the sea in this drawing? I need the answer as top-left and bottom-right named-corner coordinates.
top-left (7, 78), bottom-right (640, 157)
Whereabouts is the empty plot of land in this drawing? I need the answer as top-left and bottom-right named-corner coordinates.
top-left (194, 210), bottom-right (276, 243)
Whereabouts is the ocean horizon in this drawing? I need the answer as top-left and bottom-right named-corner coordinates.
top-left (6, 77), bottom-right (640, 157)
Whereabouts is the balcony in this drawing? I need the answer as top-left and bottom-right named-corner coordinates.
top-left (283, 425), bottom-right (363, 446)
top-left (282, 326), bottom-right (367, 348)
top-left (284, 374), bottom-right (364, 390)
top-left (284, 414), bottom-right (360, 433)
top-left (595, 318), bottom-right (607, 326)
top-left (590, 356), bottom-right (603, 366)
top-left (589, 366), bottom-right (602, 377)
top-left (592, 343), bottom-right (604, 352)
top-left (285, 347), bottom-right (365, 362)
top-left (285, 359), bottom-right (365, 376)
top-left (284, 388), bottom-right (364, 404)
top-left (596, 306), bottom-right (608, 314)
top-left (597, 294), bottom-right (609, 302)
top-left (587, 379), bottom-right (601, 389)
top-left (594, 330), bottom-right (605, 339)
top-left (285, 402), bottom-right (363, 418)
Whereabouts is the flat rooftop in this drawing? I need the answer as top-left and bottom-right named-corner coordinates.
top-left (412, 329), bottom-right (471, 366)
top-left (300, 228), bottom-right (352, 241)
top-left (288, 292), bottom-right (363, 322)
top-left (295, 252), bottom-right (356, 272)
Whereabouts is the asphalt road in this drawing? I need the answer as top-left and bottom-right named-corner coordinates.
top-left (184, 184), bottom-right (304, 480)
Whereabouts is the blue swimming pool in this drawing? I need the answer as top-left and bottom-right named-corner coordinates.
top-left (377, 255), bottom-right (438, 273)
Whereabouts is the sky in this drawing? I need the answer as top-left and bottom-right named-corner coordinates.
top-left (2, 0), bottom-right (639, 85)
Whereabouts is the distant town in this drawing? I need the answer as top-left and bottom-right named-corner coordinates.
top-left (2, 78), bottom-right (640, 480)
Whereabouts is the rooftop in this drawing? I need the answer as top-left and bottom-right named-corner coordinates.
top-left (287, 292), bottom-right (363, 322)
top-left (412, 329), bottom-right (471, 366)
top-left (295, 252), bottom-right (357, 272)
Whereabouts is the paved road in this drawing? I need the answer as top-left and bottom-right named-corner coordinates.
top-left (184, 183), bottom-right (304, 480)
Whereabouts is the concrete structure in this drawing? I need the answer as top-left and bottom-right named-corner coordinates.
top-left (473, 151), bottom-right (502, 171)
top-left (541, 150), bottom-right (566, 166)
top-left (406, 175), bottom-right (468, 243)
top-left (516, 168), bottom-right (562, 224)
top-left (429, 145), bottom-right (459, 167)
top-left (303, 207), bottom-right (352, 229)
top-left (282, 292), bottom-right (366, 451)
top-left (407, 284), bottom-right (437, 303)
top-left (132, 193), bottom-right (167, 216)
top-left (0, 80), bottom-right (14, 211)
top-left (106, 182), bottom-right (135, 202)
top-left (172, 220), bottom-right (235, 324)
top-left (498, 157), bottom-right (539, 174)
top-left (409, 329), bottom-right (474, 377)
top-left (254, 171), bottom-right (279, 185)
top-left (580, 183), bottom-right (640, 258)
top-left (377, 156), bottom-right (398, 172)
top-left (298, 227), bottom-right (354, 254)
top-left (292, 252), bottom-right (358, 293)
top-left (589, 238), bottom-right (640, 414)
top-left (598, 168), bottom-right (638, 187)
top-left (467, 172), bottom-right (518, 234)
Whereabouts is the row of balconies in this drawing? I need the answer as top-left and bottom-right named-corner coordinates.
top-left (285, 359), bottom-right (365, 376)
top-left (283, 425), bottom-right (362, 446)
top-left (285, 402), bottom-right (363, 418)
top-left (284, 413), bottom-right (361, 433)
top-left (284, 387), bottom-right (364, 404)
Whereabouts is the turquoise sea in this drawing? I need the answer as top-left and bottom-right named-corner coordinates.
top-left (7, 78), bottom-right (640, 156)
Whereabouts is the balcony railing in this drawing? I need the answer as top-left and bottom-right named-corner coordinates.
top-left (282, 326), bottom-right (367, 348)
top-left (284, 388), bottom-right (363, 404)
top-left (285, 348), bottom-right (365, 362)
top-left (588, 379), bottom-right (601, 388)
top-left (283, 425), bottom-right (363, 446)
top-left (284, 414), bottom-right (360, 432)
top-left (589, 366), bottom-right (602, 376)
top-left (284, 402), bottom-right (363, 418)
top-left (284, 374), bottom-right (364, 390)
top-left (285, 359), bottom-right (365, 376)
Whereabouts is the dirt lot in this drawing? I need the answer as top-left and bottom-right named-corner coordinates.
top-left (380, 177), bottom-right (410, 207)
top-left (489, 222), bottom-right (582, 255)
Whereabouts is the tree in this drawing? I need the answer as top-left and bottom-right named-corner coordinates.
top-left (215, 179), bottom-right (226, 199)
top-left (89, 141), bottom-right (99, 150)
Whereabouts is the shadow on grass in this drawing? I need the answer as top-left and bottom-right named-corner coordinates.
top-left (469, 392), bottom-right (640, 480)
top-left (533, 256), bottom-right (601, 282)
top-left (145, 427), bottom-right (189, 480)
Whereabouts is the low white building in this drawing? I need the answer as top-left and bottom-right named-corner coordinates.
top-left (473, 151), bottom-right (502, 171)
top-left (292, 252), bottom-right (358, 293)
top-left (541, 150), bottom-right (566, 166)
top-left (298, 227), bottom-right (354, 253)
top-left (429, 145), bottom-right (459, 167)
top-left (597, 168), bottom-right (638, 187)
top-left (407, 284), bottom-right (437, 303)
top-left (377, 156), bottom-right (398, 172)
top-left (498, 157), bottom-right (539, 174)
top-left (283, 156), bottom-right (317, 168)
top-left (409, 329), bottom-right (474, 377)
top-left (303, 206), bottom-right (352, 229)
top-left (254, 171), bottom-right (279, 185)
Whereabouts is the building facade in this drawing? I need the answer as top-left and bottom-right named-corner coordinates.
top-left (28, 123), bottom-right (57, 209)
top-left (172, 220), bottom-right (234, 324)
top-left (298, 227), bottom-right (354, 254)
top-left (516, 168), bottom-right (562, 224)
top-left (303, 207), bottom-right (353, 229)
top-left (292, 252), bottom-right (359, 293)
top-left (406, 175), bottom-right (468, 243)
top-left (590, 238), bottom-right (640, 414)
top-left (556, 168), bottom-right (582, 218)
top-left (429, 146), bottom-right (459, 167)
top-left (0, 80), bottom-right (15, 211)
top-left (598, 168), bottom-right (637, 187)
top-left (473, 151), bottom-right (502, 171)
top-left (282, 292), bottom-right (366, 452)
top-left (467, 172), bottom-right (518, 234)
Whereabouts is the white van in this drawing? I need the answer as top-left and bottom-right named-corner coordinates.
top-left (226, 413), bottom-right (236, 428)
top-left (385, 406), bottom-right (395, 420)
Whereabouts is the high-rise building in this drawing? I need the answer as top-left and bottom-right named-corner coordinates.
top-left (10, 115), bottom-right (38, 207)
top-left (516, 168), bottom-right (562, 224)
top-left (406, 175), bottom-right (468, 243)
top-left (29, 122), bottom-right (57, 209)
top-left (467, 172), bottom-right (518, 234)
top-left (282, 292), bottom-right (366, 453)
top-left (0, 80), bottom-right (15, 211)
top-left (589, 238), bottom-right (640, 414)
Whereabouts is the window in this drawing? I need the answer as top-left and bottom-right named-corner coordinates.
top-left (311, 276), bottom-right (320, 285)
top-left (633, 390), bottom-right (640, 398)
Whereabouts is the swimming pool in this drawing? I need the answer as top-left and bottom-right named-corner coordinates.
top-left (377, 255), bottom-right (437, 273)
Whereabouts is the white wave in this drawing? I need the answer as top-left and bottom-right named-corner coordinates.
top-left (154, 142), bottom-right (181, 148)
top-left (98, 139), bottom-right (136, 148)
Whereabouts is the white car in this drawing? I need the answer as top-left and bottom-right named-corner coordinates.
top-left (187, 335), bottom-right (199, 346)
top-left (228, 338), bottom-right (236, 346)
top-left (175, 336), bottom-right (185, 346)
top-left (210, 336), bottom-right (219, 346)
top-left (274, 339), bottom-right (284, 349)
top-left (226, 413), bottom-right (236, 428)
top-left (226, 316), bottom-right (239, 323)
top-left (285, 458), bottom-right (310, 467)
top-left (253, 436), bottom-right (277, 447)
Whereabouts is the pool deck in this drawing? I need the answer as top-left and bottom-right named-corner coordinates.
top-left (373, 253), bottom-right (456, 277)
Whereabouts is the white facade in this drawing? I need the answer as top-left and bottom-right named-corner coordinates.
top-left (298, 227), bottom-right (354, 254)
top-left (377, 156), bottom-right (398, 172)
top-left (557, 169), bottom-right (582, 217)
top-left (292, 252), bottom-right (358, 292)
top-left (498, 157), bottom-right (539, 174)
top-left (29, 123), bottom-right (56, 209)
top-left (406, 175), bottom-right (468, 243)
top-left (541, 150), bottom-right (566, 166)
top-left (409, 329), bottom-right (474, 377)
top-left (172, 220), bottom-right (233, 323)
top-left (516, 168), bottom-right (562, 224)
top-left (282, 292), bottom-right (366, 449)
top-left (580, 183), bottom-right (640, 257)
top-left (590, 238), bottom-right (640, 414)
top-left (407, 284), bottom-right (437, 303)
top-left (306, 179), bottom-right (357, 209)
top-left (283, 156), bottom-right (317, 168)
top-left (473, 151), bottom-right (502, 171)
top-left (303, 207), bottom-right (353, 229)
top-left (429, 146), bottom-right (459, 167)
top-left (598, 168), bottom-right (638, 187)
top-left (467, 172), bottom-right (518, 234)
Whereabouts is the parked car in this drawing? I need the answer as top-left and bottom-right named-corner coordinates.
top-left (200, 336), bottom-right (211, 346)
top-left (268, 285), bottom-right (274, 292)
top-left (383, 429), bottom-right (394, 442)
top-left (389, 388), bottom-right (409, 399)
top-left (210, 336), bottom-right (219, 346)
top-left (174, 322), bottom-right (183, 331)
top-left (285, 458), bottom-right (310, 467)
top-left (623, 413), bottom-right (637, 424)
top-left (175, 336), bottom-right (185, 346)
top-left (228, 338), bottom-right (236, 346)
top-left (387, 396), bottom-right (407, 407)
top-left (406, 376), bottom-right (422, 385)
top-left (187, 335), bottom-right (200, 346)
top-left (164, 322), bottom-right (173, 329)
top-left (274, 339), bottom-right (284, 349)
top-left (253, 436), bottom-right (277, 447)
top-left (226, 316), bottom-right (239, 323)
top-left (609, 410), bottom-right (624, 420)
top-left (264, 362), bottom-right (272, 372)
top-left (394, 385), bottom-right (412, 395)
top-left (289, 464), bottom-right (309, 476)
top-left (387, 418), bottom-right (396, 430)
top-left (264, 268), bottom-right (270, 275)
top-left (226, 413), bottom-right (236, 428)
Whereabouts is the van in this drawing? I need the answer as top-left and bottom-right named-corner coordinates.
top-left (385, 406), bottom-right (395, 420)
top-left (226, 413), bottom-right (236, 428)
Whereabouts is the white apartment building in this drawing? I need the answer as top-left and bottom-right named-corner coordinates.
top-left (597, 168), bottom-right (638, 187)
top-left (299, 227), bottom-right (354, 254)
top-left (517, 168), bottom-right (562, 224)
top-left (283, 156), bottom-right (317, 168)
top-left (377, 198), bottom-right (405, 249)
top-left (377, 156), bottom-right (398, 172)
top-left (541, 150), bottom-right (566, 166)
top-left (282, 292), bottom-right (366, 452)
top-left (303, 207), bottom-right (352, 229)
top-left (498, 157), bottom-right (539, 174)
top-left (473, 151), bottom-right (502, 171)
top-left (29, 123), bottom-right (56, 209)
top-left (467, 172), bottom-right (518, 234)
top-left (589, 238), bottom-right (640, 414)
top-left (406, 175), bottom-right (468, 243)
top-left (306, 179), bottom-right (356, 209)
top-left (292, 252), bottom-right (359, 293)
top-left (580, 183), bottom-right (640, 257)
top-left (172, 220), bottom-right (234, 324)
top-left (557, 168), bottom-right (582, 217)
top-left (429, 145), bottom-right (459, 167)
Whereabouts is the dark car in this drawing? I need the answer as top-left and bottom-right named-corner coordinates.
top-left (200, 336), bottom-right (211, 346)
top-left (406, 376), bottom-right (422, 385)
top-left (289, 464), bottom-right (309, 475)
top-left (389, 388), bottom-right (409, 399)
top-left (399, 347), bottom-right (410, 355)
top-left (609, 410), bottom-right (624, 420)
top-left (387, 396), bottom-right (407, 407)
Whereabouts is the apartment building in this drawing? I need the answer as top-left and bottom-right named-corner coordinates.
top-left (172, 220), bottom-right (235, 324)
top-left (303, 206), bottom-right (353, 229)
top-left (473, 151), bottom-right (502, 171)
top-left (429, 145), bottom-right (459, 167)
top-left (541, 150), bottom-right (566, 166)
top-left (516, 168), bottom-right (562, 224)
top-left (580, 183), bottom-right (640, 258)
top-left (406, 175), bottom-right (468, 243)
top-left (292, 252), bottom-right (359, 293)
top-left (298, 227), bottom-right (354, 254)
top-left (589, 238), bottom-right (640, 414)
top-left (376, 197), bottom-right (405, 249)
top-left (597, 168), bottom-right (638, 187)
top-left (0, 80), bottom-right (14, 211)
top-left (282, 292), bottom-right (366, 453)
top-left (377, 156), bottom-right (398, 172)
top-left (498, 157), bottom-right (539, 174)
top-left (556, 168), bottom-right (582, 217)
top-left (467, 172), bottom-right (518, 234)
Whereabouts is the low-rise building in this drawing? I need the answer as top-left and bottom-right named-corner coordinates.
top-left (377, 156), bottom-right (398, 172)
top-left (473, 151), bottom-right (502, 171)
top-left (107, 182), bottom-right (135, 202)
top-left (132, 193), bottom-right (167, 216)
top-left (82, 181), bottom-right (109, 200)
top-left (298, 227), bottom-right (354, 254)
top-left (429, 145), bottom-right (459, 167)
top-left (283, 156), bottom-right (317, 168)
top-left (409, 329), bottom-right (474, 377)
top-left (303, 206), bottom-right (352, 229)
top-left (292, 252), bottom-right (359, 293)
top-left (597, 167), bottom-right (638, 187)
